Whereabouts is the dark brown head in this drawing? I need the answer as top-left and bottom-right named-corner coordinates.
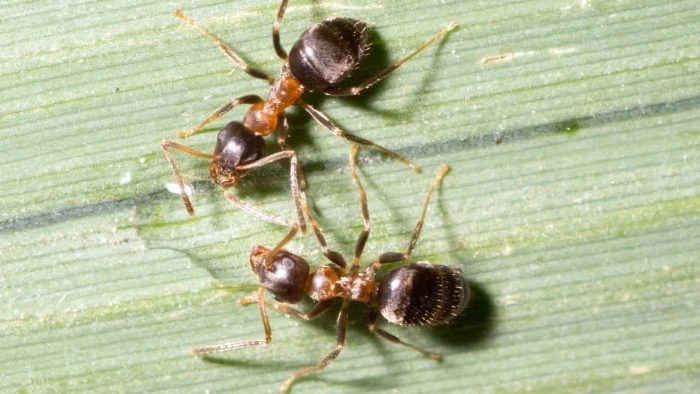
top-left (377, 262), bottom-right (469, 327)
top-left (212, 121), bottom-right (265, 186)
top-left (288, 17), bottom-right (369, 92)
top-left (250, 245), bottom-right (310, 304)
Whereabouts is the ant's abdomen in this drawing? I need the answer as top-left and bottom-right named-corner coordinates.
top-left (288, 17), bottom-right (369, 92)
top-left (378, 262), bottom-right (469, 327)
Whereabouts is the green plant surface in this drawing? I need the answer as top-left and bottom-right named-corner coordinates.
top-left (1, 0), bottom-right (699, 393)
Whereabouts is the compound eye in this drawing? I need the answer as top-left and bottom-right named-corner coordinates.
top-left (288, 17), bottom-right (369, 92)
top-left (214, 122), bottom-right (266, 171)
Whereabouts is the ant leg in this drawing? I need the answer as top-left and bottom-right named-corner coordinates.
top-left (174, 9), bottom-right (274, 84)
top-left (178, 95), bottom-right (263, 138)
top-left (190, 225), bottom-right (302, 356)
top-left (276, 114), bottom-right (307, 189)
top-left (281, 300), bottom-right (350, 393)
top-left (276, 113), bottom-right (291, 150)
top-left (273, 0), bottom-right (290, 60)
top-left (348, 145), bottom-right (371, 268)
top-left (190, 224), bottom-right (296, 354)
top-left (375, 164), bottom-right (450, 265)
top-left (224, 191), bottom-right (294, 228)
top-left (190, 286), bottom-right (272, 354)
top-left (367, 309), bottom-right (442, 361)
top-left (236, 150), bottom-right (307, 233)
top-left (300, 102), bottom-right (421, 173)
top-left (324, 22), bottom-right (457, 96)
top-left (239, 297), bottom-right (334, 322)
top-left (161, 140), bottom-right (216, 216)
top-left (300, 192), bottom-right (348, 269)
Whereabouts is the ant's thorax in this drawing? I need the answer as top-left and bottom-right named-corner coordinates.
top-left (243, 65), bottom-right (304, 137)
top-left (307, 263), bottom-right (379, 304)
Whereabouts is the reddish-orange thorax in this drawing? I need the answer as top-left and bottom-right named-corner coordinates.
top-left (307, 265), bottom-right (340, 301)
top-left (307, 265), bottom-right (377, 303)
top-left (243, 66), bottom-right (304, 136)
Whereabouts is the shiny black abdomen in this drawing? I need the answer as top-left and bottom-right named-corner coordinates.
top-left (378, 262), bottom-right (469, 326)
top-left (288, 17), bottom-right (369, 92)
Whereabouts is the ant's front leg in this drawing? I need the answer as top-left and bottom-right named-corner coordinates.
top-left (239, 296), bottom-right (334, 322)
top-left (190, 286), bottom-right (272, 354)
top-left (160, 140), bottom-right (215, 215)
top-left (276, 114), bottom-right (307, 189)
top-left (233, 150), bottom-right (307, 233)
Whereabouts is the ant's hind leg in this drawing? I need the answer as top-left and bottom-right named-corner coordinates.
top-left (273, 0), bottom-right (291, 60)
top-left (175, 9), bottom-right (274, 83)
top-left (325, 22), bottom-right (457, 96)
top-left (366, 309), bottom-right (442, 361)
top-left (178, 95), bottom-right (263, 139)
top-left (375, 164), bottom-right (449, 266)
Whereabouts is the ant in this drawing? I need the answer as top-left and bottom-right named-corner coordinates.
top-left (161, 0), bottom-right (457, 231)
top-left (191, 145), bottom-right (470, 393)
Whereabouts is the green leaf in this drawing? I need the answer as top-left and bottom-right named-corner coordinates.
top-left (2, 0), bottom-right (698, 393)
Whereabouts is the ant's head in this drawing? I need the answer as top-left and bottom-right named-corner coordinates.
top-left (212, 121), bottom-right (265, 186)
top-left (288, 17), bottom-right (369, 93)
top-left (250, 244), bottom-right (310, 304)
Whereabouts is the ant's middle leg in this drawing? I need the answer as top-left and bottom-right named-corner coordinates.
top-left (281, 300), bottom-right (350, 393)
top-left (300, 101), bottom-right (421, 173)
top-left (178, 95), bottom-right (263, 138)
top-left (175, 9), bottom-right (274, 83)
